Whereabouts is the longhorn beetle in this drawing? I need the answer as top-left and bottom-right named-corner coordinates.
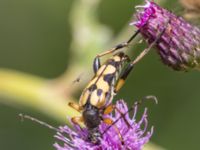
top-left (69, 52), bottom-right (137, 144)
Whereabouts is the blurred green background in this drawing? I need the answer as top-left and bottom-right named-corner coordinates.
top-left (0, 0), bottom-right (200, 150)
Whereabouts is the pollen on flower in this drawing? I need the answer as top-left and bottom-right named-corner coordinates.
top-left (54, 100), bottom-right (153, 150)
top-left (131, 0), bottom-right (200, 71)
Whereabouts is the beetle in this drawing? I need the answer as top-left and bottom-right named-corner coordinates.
top-left (69, 52), bottom-right (136, 144)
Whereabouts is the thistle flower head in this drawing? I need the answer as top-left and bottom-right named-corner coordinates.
top-left (131, 0), bottom-right (200, 71)
top-left (54, 100), bottom-right (153, 150)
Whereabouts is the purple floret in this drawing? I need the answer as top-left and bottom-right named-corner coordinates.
top-left (131, 0), bottom-right (200, 71)
top-left (54, 100), bottom-right (153, 150)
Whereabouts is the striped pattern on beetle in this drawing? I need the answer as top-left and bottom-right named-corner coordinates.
top-left (68, 52), bottom-right (135, 144)
top-left (79, 52), bottom-right (129, 109)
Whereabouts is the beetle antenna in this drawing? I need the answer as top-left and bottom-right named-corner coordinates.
top-left (19, 113), bottom-right (59, 132)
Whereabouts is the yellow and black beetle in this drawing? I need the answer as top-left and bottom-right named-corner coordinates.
top-left (69, 52), bottom-right (135, 144)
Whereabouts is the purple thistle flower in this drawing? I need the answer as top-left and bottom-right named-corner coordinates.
top-left (131, 0), bottom-right (200, 71)
top-left (54, 100), bottom-right (153, 150)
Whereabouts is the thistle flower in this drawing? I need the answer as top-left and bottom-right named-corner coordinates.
top-left (54, 100), bottom-right (153, 150)
top-left (131, 0), bottom-right (200, 71)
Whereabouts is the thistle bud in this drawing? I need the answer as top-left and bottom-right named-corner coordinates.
top-left (131, 0), bottom-right (200, 71)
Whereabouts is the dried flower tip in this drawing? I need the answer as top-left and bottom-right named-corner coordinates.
top-left (54, 100), bottom-right (153, 150)
top-left (179, 0), bottom-right (200, 20)
top-left (132, 0), bottom-right (200, 71)
top-left (180, 0), bottom-right (200, 11)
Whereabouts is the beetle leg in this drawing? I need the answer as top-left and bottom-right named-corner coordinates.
top-left (68, 102), bottom-right (83, 113)
top-left (114, 24), bottom-right (168, 93)
top-left (114, 63), bottom-right (134, 93)
top-left (71, 116), bottom-right (84, 125)
top-left (103, 104), bottom-right (131, 128)
top-left (103, 104), bottom-right (114, 115)
top-left (131, 21), bottom-right (169, 66)
top-left (95, 29), bottom-right (140, 59)
top-left (102, 117), bottom-right (124, 144)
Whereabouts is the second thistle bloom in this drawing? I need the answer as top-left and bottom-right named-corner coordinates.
top-left (132, 0), bottom-right (200, 71)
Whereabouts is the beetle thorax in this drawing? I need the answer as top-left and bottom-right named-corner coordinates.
top-left (82, 103), bottom-right (101, 129)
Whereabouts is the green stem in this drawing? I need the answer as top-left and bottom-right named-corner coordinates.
top-left (0, 69), bottom-right (79, 123)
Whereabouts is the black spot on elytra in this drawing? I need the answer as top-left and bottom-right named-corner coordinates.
top-left (103, 74), bottom-right (114, 85)
top-left (105, 91), bottom-right (112, 102)
top-left (97, 89), bottom-right (103, 96)
top-left (88, 84), bottom-right (97, 91)
top-left (108, 60), bottom-right (120, 68)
